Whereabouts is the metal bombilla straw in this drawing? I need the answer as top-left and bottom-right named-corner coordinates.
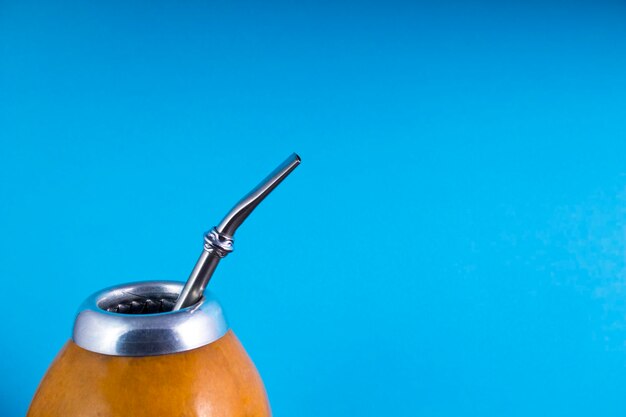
top-left (173, 153), bottom-right (301, 311)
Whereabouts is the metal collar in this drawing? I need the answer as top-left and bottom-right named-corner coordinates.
top-left (72, 281), bottom-right (229, 357)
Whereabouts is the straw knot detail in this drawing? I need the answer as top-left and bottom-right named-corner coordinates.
top-left (204, 228), bottom-right (234, 258)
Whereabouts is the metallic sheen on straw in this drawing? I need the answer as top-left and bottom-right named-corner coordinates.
top-left (173, 153), bottom-right (301, 310)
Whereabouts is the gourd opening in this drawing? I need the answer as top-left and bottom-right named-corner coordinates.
top-left (95, 282), bottom-right (194, 315)
top-left (98, 293), bottom-right (179, 314)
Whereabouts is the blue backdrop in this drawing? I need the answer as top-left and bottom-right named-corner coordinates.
top-left (2, 1), bottom-right (626, 415)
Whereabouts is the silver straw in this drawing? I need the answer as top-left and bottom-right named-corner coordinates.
top-left (173, 153), bottom-right (301, 310)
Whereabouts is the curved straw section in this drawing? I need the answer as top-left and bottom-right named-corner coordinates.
top-left (216, 153), bottom-right (301, 236)
top-left (173, 153), bottom-right (301, 310)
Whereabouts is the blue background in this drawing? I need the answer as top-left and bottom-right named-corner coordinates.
top-left (2, 1), bottom-right (626, 415)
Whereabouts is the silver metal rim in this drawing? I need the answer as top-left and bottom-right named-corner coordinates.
top-left (72, 281), bottom-right (229, 357)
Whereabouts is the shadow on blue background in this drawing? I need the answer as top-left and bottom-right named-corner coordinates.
top-left (2, 1), bottom-right (626, 415)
